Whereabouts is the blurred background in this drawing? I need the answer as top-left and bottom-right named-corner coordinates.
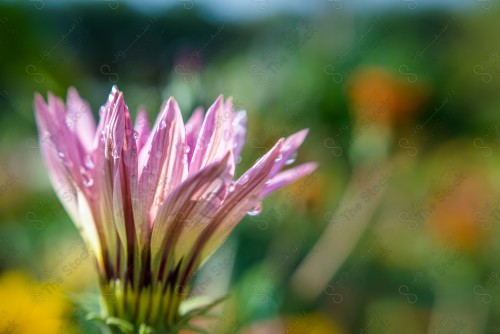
top-left (1, 0), bottom-right (500, 333)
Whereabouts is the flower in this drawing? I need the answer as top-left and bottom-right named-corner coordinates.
top-left (0, 271), bottom-right (71, 333)
top-left (347, 67), bottom-right (428, 126)
top-left (33, 86), bottom-right (317, 332)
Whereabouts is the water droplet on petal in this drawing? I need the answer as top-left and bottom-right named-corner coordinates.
top-left (57, 151), bottom-right (65, 159)
top-left (185, 146), bottom-right (191, 154)
top-left (228, 182), bottom-right (235, 193)
top-left (160, 120), bottom-right (167, 129)
top-left (80, 167), bottom-right (94, 187)
top-left (66, 119), bottom-right (75, 130)
top-left (133, 131), bottom-right (139, 140)
top-left (83, 176), bottom-right (93, 187)
top-left (247, 203), bottom-right (262, 216)
top-left (112, 148), bottom-right (120, 159)
top-left (240, 174), bottom-right (249, 184)
top-left (274, 154), bottom-right (283, 163)
top-left (285, 152), bottom-right (297, 165)
top-left (85, 155), bottom-right (95, 169)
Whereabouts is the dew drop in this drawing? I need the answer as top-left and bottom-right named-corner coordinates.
top-left (185, 146), bottom-right (191, 154)
top-left (57, 151), bottom-right (65, 159)
top-left (240, 174), bottom-right (249, 184)
top-left (133, 131), bottom-right (139, 140)
top-left (80, 167), bottom-right (94, 187)
top-left (247, 203), bottom-right (262, 216)
top-left (83, 175), bottom-right (94, 187)
top-left (85, 155), bottom-right (95, 169)
top-left (160, 120), bottom-right (167, 129)
top-left (285, 152), bottom-right (297, 165)
top-left (274, 154), bottom-right (283, 163)
top-left (112, 148), bottom-right (120, 159)
top-left (66, 119), bottom-right (75, 130)
top-left (228, 182), bottom-right (235, 193)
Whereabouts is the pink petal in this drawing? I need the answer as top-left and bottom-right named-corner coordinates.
top-left (138, 98), bottom-right (188, 224)
top-left (34, 92), bottom-right (106, 275)
top-left (66, 87), bottom-right (96, 152)
top-left (261, 162), bottom-right (318, 197)
top-left (35, 93), bottom-right (85, 189)
top-left (116, 109), bottom-right (139, 251)
top-left (185, 107), bottom-right (204, 165)
top-left (35, 114), bottom-right (79, 223)
top-left (134, 108), bottom-right (150, 155)
top-left (189, 96), bottom-right (230, 174)
top-left (92, 87), bottom-right (130, 275)
top-left (231, 110), bottom-right (247, 163)
top-left (269, 129), bottom-right (309, 177)
top-left (150, 153), bottom-right (232, 280)
top-left (93, 85), bottom-right (120, 151)
top-left (179, 139), bottom-right (284, 284)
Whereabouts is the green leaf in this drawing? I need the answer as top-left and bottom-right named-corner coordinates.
top-left (105, 317), bottom-right (135, 333)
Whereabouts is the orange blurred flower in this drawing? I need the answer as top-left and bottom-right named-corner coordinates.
top-left (427, 171), bottom-right (492, 251)
top-left (239, 312), bottom-right (343, 334)
top-left (347, 67), bottom-right (427, 126)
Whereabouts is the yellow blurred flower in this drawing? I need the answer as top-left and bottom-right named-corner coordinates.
top-left (0, 271), bottom-right (72, 334)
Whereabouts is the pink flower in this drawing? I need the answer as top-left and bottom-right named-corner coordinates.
top-left (34, 86), bottom-right (317, 331)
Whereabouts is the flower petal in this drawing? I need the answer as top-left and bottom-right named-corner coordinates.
top-left (35, 93), bottom-right (86, 190)
top-left (189, 96), bottom-right (231, 174)
top-left (92, 86), bottom-right (129, 278)
top-left (34, 98), bottom-right (79, 223)
top-left (270, 129), bottom-right (309, 177)
top-left (134, 108), bottom-right (150, 155)
top-left (113, 107), bottom-right (139, 269)
top-left (77, 189), bottom-right (105, 276)
top-left (138, 98), bottom-right (188, 226)
top-left (185, 107), bottom-right (204, 165)
top-left (179, 140), bottom-right (284, 286)
top-left (231, 109), bottom-right (247, 163)
top-left (261, 162), bottom-right (318, 197)
top-left (150, 153), bottom-right (232, 281)
top-left (66, 87), bottom-right (96, 152)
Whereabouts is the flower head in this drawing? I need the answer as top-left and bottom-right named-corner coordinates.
top-left (34, 86), bottom-right (317, 331)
